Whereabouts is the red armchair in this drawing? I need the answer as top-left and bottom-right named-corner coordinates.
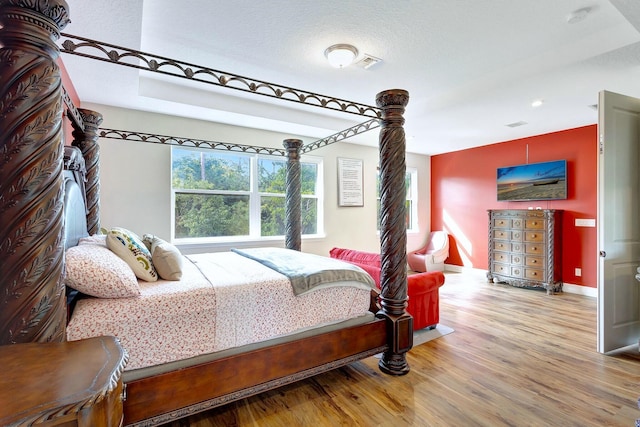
top-left (329, 247), bottom-right (445, 330)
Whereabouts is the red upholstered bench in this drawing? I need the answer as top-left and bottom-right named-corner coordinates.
top-left (329, 247), bottom-right (445, 331)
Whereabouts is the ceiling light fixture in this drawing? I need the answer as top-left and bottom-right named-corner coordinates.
top-left (324, 44), bottom-right (359, 68)
top-left (531, 99), bottom-right (544, 108)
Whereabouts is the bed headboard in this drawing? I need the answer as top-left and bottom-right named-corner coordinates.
top-left (63, 172), bottom-right (89, 249)
top-left (63, 146), bottom-right (89, 250)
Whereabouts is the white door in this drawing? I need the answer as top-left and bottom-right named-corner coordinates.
top-left (598, 90), bottom-right (640, 354)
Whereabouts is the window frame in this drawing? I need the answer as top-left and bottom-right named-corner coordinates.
top-left (376, 167), bottom-right (419, 234)
top-left (171, 147), bottom-right (324, 244)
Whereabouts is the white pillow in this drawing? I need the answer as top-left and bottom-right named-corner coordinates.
top-left (65, 245), bottom-right (140, 298)
top-left (143, 234), bottom-right (183, 281)
top-left (106, 227), bottom-right (158, 282)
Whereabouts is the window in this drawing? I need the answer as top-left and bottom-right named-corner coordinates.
top-left (377, 168), bottom-right (418, 232)
top-left (172, 147), bottom-right (322, 241)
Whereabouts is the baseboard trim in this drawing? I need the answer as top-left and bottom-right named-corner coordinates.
top-left (443, 265), bottom-right (597, 298)
top-left (562, 282), bottom-right (597, 297)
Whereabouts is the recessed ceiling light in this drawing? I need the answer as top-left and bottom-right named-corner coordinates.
top-left (531, 99), bottom-right (544, 108)
top-left (567, 7), bottom-right (591, 24)
top-left (506, 121), bottom-right (528, 128)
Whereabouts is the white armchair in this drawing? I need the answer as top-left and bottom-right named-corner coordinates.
top-left (407, 231), bottom-right (450, 272)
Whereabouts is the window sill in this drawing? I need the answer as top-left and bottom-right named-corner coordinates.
top-left (175, 234), bottom-right (326, 255)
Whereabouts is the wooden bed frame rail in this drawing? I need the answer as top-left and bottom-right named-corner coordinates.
top-left (0, 1), bottom-right (413, 424)
top-left (125, 320), bottom-right (388, 425)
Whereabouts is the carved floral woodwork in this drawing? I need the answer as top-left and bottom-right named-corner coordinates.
top-left (0, 0), bottom-right (70, 344)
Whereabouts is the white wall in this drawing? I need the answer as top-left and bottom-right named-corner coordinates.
top-left (87, 103), bottom-right (431, 257)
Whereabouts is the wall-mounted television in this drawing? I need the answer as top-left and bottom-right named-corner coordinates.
top-left (497, 160), bottom-right (567, 202)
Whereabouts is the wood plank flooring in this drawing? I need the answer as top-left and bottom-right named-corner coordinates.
top-left (161, 272), bottom-right (640, 426)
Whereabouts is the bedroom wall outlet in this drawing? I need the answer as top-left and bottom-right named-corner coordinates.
top-left (575, 268), bottom-right (582, 277)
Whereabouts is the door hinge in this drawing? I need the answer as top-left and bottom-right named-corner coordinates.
top-left (599, 135), bottom-right (604, 154)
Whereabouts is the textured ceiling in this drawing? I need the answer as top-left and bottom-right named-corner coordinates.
top-left (61, 0), bottom-right (640, 155)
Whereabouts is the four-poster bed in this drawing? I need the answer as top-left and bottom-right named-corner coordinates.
top-left (0, 1), bottom-right (412, 426)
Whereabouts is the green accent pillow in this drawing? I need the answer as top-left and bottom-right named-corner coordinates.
top-left (106, 227), bottom-right (158, 282)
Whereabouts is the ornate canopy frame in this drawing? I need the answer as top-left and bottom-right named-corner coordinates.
top-left (0, 1), bottom-right (413, 424)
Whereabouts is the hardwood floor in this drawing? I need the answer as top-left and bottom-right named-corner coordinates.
top-left (161, 272), bottom-right (640, 426)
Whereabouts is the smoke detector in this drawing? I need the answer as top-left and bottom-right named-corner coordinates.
top-left (567, 7), bottom-right (591, 24)
top-left (356, 54), bottom-right (383, 70)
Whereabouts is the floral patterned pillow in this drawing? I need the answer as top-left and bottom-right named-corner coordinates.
top-left (106, 227), bottom-right (158, 282)
top-left (65, 245), bottom-right (140, 298)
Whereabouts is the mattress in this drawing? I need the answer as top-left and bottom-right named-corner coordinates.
top-left (67, 251), bottom-right (374, 370)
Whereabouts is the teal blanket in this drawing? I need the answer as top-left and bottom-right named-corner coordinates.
top-left (231, 247), bottom-right (375, 296)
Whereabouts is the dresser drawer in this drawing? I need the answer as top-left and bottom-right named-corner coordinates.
top-left (512, 218), bottom-right (524, 229)
top-left (524, 231), bottom-right (544, 243)
top-left (525, 256), bottom-right (544, 268)
top-left (493, 241), bottom-right (510, 252)
top-left (493, 229), bottom-right (510, 240)
top-left (511, 254), bottom-right (524, 265)
top-left (525, 243), bottom-right (544, 255)
top-left (525, 218), bottom-right (545, 230)
top-left (525, 268), bottom-right (545, 281)
top-left (510, 266), bottom-right (524, 278)
top-left (511, 230), bottom-right (523, 241)
top-left (493, 252), bottom-right (509, 263)
top-left (493, 218), bottom-right (511, 228)
top-left (492, 262), bottom-right (511, 276)
top-left (511, 242), bottom-right (524, 253)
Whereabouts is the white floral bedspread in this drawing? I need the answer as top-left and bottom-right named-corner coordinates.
top-left (67, 251), bottom-right (372, 370)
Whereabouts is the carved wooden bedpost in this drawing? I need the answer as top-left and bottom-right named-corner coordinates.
top-left (0, 0), bottom-right (70, 344)
top-left (376, 89), bottom-right (412, 375)
top-left (284, 138), bottom-right (303, 251)
top-left (72, 109), bottom-right (103, 235)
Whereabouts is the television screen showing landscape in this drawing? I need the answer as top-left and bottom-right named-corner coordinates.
top-left (497, 160), bottom-right (567, 201)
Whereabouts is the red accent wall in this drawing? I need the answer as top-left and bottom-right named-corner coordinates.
top-left (57, 58), bottom-right (80, 146)
top-left (431, 125), bottom-right (597, 288)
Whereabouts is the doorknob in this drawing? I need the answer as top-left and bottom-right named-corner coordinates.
top-left (600, 250), bottom-right (606, 257)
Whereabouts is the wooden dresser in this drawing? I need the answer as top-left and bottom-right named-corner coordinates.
top-left (487, 209), bottom-right (562, 294)
top-left (0, 336), bottom-right (128, 427)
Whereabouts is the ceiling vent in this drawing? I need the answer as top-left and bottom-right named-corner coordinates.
top-left (506, 121), bottom-right (528, 128)
top-left (356, 54), bottom-right (382, 70)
